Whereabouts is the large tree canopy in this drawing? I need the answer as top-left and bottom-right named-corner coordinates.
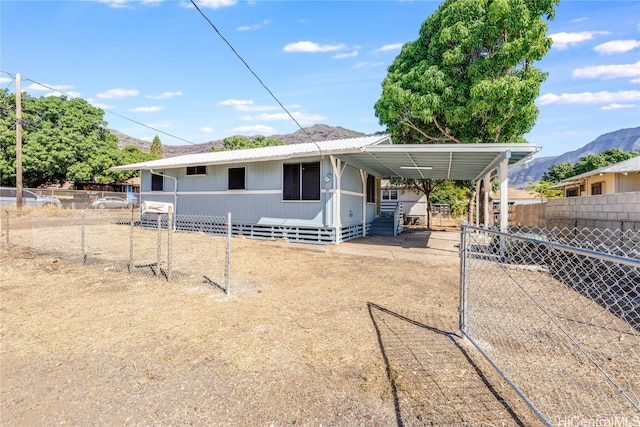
top-left (375, 0), bottom-right (558, 145)
top-left (0, 89), bottom-right (125, 187)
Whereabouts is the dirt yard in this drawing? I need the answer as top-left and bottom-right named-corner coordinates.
top-left (0, 225), bottom-right (542, 426)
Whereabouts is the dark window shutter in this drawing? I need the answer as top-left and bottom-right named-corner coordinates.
top-left (228, 167), bottom-right (245, 190)
top-left (366, 175), bottom-right (376, 203)
top-left (301, 162), bottom-right (320, 200)
top-left (283, 163), bottom-right (300, 200)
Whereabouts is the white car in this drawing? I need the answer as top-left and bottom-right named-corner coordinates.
top-left (90, 196), bottom-right (132, 209)
top-left (0, 187), bottom-right (62, 208)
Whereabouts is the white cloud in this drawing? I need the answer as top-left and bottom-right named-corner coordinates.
top-left (232, 125), bottom-right (277, 135)
top-left (97, 0), bottom-right (133, 9)
top-left (25, 82), bottom-right (74, 94)
top-left (332, 50), bottom-right (359, 59)
top-left (130, 106), bottom-right (163, 113)
top-left (218, 99), bottom-right (253, 107)
top-left (283, 41), bottom-right (346, 53)
top-left (219, 99), bottom-right (280, 112)
top-left (537, 90), bottom-right (640, 105)
top-left (353, 61), bottom-right (385, 69)
top-left (196, 0), bottom-right (237, 9)
top-left (238, 111), bottom-right (325, 125)
top-left (88, 99), bottom-right (113, 110)
top-left (375, 43), bottom-right (403, 53)
top-left (594, 39), bottom-right (640, 55)
top-left (550, 31), bottom-right (609, 50)
top-left (97, 88), bottom-right (139, 99)
top-left (0, 77), bottom-right (12, 84)
top-left (572, 61), bottom-right (640, 80)
top-left (146, 91), bottom-right (183, 99)
top-left (601, 103), bottom-right (636, 110)
top-left (570, 17), bottom-right (588, 23)
top-left (199, 127), bottom-right (214, 133)
top-left (238, 20), bottom-right (270, 32)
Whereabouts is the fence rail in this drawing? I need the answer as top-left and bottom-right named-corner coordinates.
top-left (1, 209), bottom-right (232, 295)
top-left (460, 224), bottom-right (640, 426)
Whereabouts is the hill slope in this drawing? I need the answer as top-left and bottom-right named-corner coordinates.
top-left (112, 124), bottom-right (366, 158)
top-left (509, 127), bottom-right (640, 188)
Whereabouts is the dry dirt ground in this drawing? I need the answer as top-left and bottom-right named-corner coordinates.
top-left (0, 224), bottom-right (543, 426)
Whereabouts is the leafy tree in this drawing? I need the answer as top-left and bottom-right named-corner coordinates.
top-left (103, 145), bottom-right (160, 183)
top-left (150, 135), bottom-right (164, 158)
top-left (213, 135), bottom-right (284, 151)
top-left (526, 180), bottom-right (562, 202)
top-left (541, 149), bottom-right (638, 183)
top-left (542, 162), bottom-right (574, 183)
top-left (373, 0), bottom-right (558, 226)
top-left (0, 89), bottom-right (123, 187)
top-left (574, 148), bottom-right (637, 176)
top-left (374, 0), bottom-right (558, 145)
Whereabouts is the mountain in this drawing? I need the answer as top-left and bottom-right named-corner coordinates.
top-left (112, 124), bottom-right (366, 157)
top-left (509, 127), bottom-right (640, 188)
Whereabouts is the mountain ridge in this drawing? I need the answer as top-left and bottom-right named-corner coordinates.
top-left (112, 124), bottom-right (640, 187)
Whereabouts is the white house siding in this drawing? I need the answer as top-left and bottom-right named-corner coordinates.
top-left (138, 156), bottom-right (372, 229)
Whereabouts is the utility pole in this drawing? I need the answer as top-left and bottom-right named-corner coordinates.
top-left (15, 73), bottom-right (23, 209)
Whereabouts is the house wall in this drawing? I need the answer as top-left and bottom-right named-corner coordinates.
top-left (508, 192), bottom-right (640, 230)
top-left (617, 173), bottom-right (640, 193)
top-left (139, 156), bottom-right (373, 228)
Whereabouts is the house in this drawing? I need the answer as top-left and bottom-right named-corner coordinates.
top-left (553, 157), bottom-right (640, 197)
top-left (112, 136), bottom-right (539, 243)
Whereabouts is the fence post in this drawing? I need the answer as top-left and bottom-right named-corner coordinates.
top-left (226, 212), bottom-right (231, 296)
top-left (459, 223), bottom-right (468, 334)
top-left (3, 210), bottom-right (9, 246)
top-left (157, 214), bottom-right (162, 276)
top-left (128, 204), bottom-right (134, 273)
top-left (81, 210), bottom-right (86, 264)
top-left (166, 207), bottom-right (173, 281)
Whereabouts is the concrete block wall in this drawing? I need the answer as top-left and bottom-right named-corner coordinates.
top-left (509, 192), bottom-right (640, 231)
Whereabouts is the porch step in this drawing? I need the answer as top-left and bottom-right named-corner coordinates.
top-left (369, 213), bottom-right (396, 236)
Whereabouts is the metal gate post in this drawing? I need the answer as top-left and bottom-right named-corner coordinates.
top-left (459, 223), bottom-right (468, 334)
top-left (167, 208), bottom-right (172, 281)
top-left (81, 210), bottom-right (86, 264)
top-left (226, 212), bottom-right (231, 296)
top-left (156, 214), bottom-right (162, 275)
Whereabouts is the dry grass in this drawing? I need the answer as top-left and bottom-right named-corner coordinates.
top-left (0, 219), bottom-right (542, 426)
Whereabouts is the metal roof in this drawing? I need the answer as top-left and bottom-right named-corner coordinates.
top-left (112, 135), bottom-right (540, 182)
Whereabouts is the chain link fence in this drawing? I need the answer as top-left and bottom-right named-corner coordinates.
top-left (1, 208), bottom-right (232, 295)
top-left (460, 224), bottom-right (640, 426)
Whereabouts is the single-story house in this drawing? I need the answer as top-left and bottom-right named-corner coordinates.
top-left (112, 135), bottom-right (539, 244)
top-left (553, 157), bottom-right (640, 197)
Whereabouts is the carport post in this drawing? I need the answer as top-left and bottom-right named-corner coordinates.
top-left (459, 224), bottom-right (468, 333)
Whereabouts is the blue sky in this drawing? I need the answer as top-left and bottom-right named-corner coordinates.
top-left (1, 0), bottom-right (639, 158)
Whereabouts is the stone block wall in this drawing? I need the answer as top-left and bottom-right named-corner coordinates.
top-left (509, 192), bottom-right (640, 231)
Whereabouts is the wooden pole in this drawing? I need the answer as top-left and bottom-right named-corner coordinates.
top-left (15, 73), bottom-right (23, 209)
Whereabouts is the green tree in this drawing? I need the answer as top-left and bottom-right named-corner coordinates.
top-left (542, 162), bottom-right (574, 183)
top-left (150, 135), bottom-right (164, 158)
top-left (104, 145), bottom-right (160, 183)
top-left (526, 180), bottom-right (562, 202)
top-left (374, 0), bottom-right (557, 145)
top-left (0, 89), bottom-right (123, 187)
top-left (213, 135), bottom-right (284, 151)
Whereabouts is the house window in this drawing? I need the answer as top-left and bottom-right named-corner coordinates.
top-left (566, 187), bottom-right (579, 197)
top-left (283, 162), bottom-right (320, 201)
top-left (382, 190), bottom-right (398, 200)
top-left (186, 165), bottom-right (207, 176)
top-left (591, 182), bottom-right (603, 195)
top-left (228, 167), bottom-right (246, 190)
top-left (366, 175), bottom-right (376, 203)
top-left (151, 173), bottom-right (164, 191)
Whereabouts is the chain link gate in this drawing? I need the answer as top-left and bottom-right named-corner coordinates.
top-left (460, 224), bottom-right (640, 426)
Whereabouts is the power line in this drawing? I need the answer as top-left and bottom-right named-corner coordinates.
top-left (189, 0), bottom-right (321, 151)
top-left (0, 70), bottom-right (197, 146)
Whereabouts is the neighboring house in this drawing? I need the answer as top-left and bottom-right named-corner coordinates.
top-left (380, 181), bottom-right (427, 224)
top-left (492, 187), bottom-right (542, 222)
top-left (112, 136), bottom-right (539, 243)
top-left (553, 157), bottom-right (640, 197)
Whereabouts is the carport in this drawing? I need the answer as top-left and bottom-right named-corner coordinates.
top-left (333, 142), bottom-right (540, 232)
